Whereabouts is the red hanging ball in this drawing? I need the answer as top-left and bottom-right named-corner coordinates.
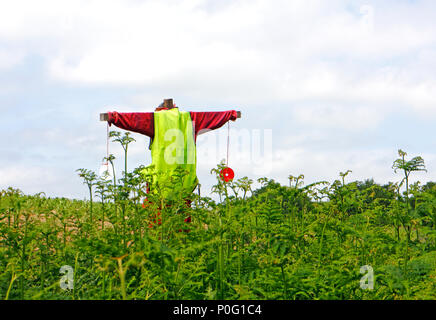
top-left (220, 167), bottom-right (234, 182)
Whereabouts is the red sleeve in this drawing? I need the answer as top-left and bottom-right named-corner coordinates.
top-left (190, 110), bottom-right (237, 138)
top-left (107, 111), bottom-right (154, 138)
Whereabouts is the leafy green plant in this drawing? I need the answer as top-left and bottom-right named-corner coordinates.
top-left (1, 144), bottom-right (436, 300)
top-left (76, 169), bottom-right (97, 225)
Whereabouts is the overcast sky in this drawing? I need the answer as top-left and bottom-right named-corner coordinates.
top-left (1, 0), bottom-right (435, 200)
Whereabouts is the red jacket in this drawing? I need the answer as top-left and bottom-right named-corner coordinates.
top-left (107, 108), bottom-right (238, 143)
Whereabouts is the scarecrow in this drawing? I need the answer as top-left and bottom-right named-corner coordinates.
top-left (100, 99), bottom-right (241, 226)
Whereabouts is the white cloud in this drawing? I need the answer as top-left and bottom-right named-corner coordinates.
top-left (1, 0), bottom-right (436, 198)
top-left (1, 0), bottom-right (435, 114)
top-left (0, 49), bottom-right (24, 69)
top-left (291, 104), bottom-right (383, 131)
top-left (0, 165), bottom-right (82, 198)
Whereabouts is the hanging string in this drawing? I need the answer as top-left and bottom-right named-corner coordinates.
top-left (219, 120), bottom-right (235, 182)
top-left (105, 122), bottom-right (109, 165)
top-left (226, 121), bottom-right (230, 167)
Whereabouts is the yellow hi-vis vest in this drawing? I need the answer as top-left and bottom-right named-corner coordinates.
top-left (141, 108), bottom-right (198, 200)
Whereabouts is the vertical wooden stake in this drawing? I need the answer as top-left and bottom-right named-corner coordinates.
top-left (163, 99), bottom-right (173, 108)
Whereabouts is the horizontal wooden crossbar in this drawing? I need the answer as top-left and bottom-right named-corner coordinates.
top-left (100, 111), bottom-right (241, 121)
top-left (100, 98), bottom-right (241, 121)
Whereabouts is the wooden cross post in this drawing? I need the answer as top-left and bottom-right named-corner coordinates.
top-left (100, 99), bottom-right (241, 121)
top-left (163, 98), bottom-right (173, 108)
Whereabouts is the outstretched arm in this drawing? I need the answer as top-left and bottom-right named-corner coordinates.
top-left (107, 112), bottom-right (155, 138)
top-left (190, 110), bottom-right (238, 139)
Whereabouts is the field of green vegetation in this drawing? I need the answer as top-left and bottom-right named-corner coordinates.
top-left (1, 133), bottom-right (435, 300)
